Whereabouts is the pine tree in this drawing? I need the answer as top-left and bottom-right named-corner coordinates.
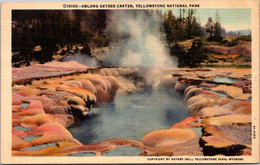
top-left (205, 17), bottom-right (214, 38)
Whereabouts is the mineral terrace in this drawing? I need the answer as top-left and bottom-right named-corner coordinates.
top-left (12, 61), bottom-right (252, 156)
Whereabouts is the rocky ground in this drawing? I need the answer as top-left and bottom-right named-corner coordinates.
top-left (159, 68), bottom-right (252, 156)
top-left (179, 36), bottom-right (251, 66)
top-left (12, 62), bottom-right (252, 156)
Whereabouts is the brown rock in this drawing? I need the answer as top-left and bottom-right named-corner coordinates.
top-left (170, 116), bottom-right (201, 128)
top-left (200, 124), bottom-right (251, 156)
top-left (233, 81), bottom-right (251, 93)
top-left (13, 86), bottom-right (41, 96)
top-left (49, 106), bottom-right (68, 114)
top-left (187, 95), bottom-right (218, 115)
top-left (12, 98), bottom-right (22, 105)
top-left (201, 114), bottom-right (251, 126)
top-left (67, 96), bottom-right (86, 106)
top-left (47, 114), bottom-right (74, 128)
top-left (15, 113), bottom-right (53, 128)
top-left (117, 68), bottom-right (134, 76)
top-left (56, 84), bottom-right (96, 106)
top-left (79, 79), bottom-right (97, 94)
top-left (141, 128), bottom-right (197, 147)
top-left (25, 122), bottom-right (76, 146)
top-left (161, 74), bottom-right (178, 88)
top-left (12, 105), bottom-right (23, 112)
top-left (18, 100), bottom-right (45, 116)
top-left (232, 101), bottom-right (251, 114)
top-left (184, 88), bottom-right (203, 101)
top-left (99, 68), bottom-right (113, 76)
top-left (183, 85), bottom-right (197, 96)
top-left (12, 134), bottom-right (32, 150)
top-left (70, 104), bottom-right (89, 116)
top-left (211, 85), bottom-right (251, 100)
top-left (20, 96), bottom-right (58, 113)
top-left (196, 106), bottom-right (233, 117)
top-left (174, 82), bottom-right (189, 94)
top-left (63, 80), bottom-right (83, 88)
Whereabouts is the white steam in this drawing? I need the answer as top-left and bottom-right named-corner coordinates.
top-left (101, 10), bottom-right (177, 68)
top-left (61, 53), bottom-right (99, 67)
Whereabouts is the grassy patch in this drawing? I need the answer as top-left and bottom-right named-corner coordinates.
top-left (200, 36), bottom-right (222, 46)
top-left (223, 36), bottom-right (251, 47)
top-left (177, 39), bottom-right (193, 49)
top-left (199, 64), bottom-right (251, 68)
top-left (205, 53), bottom-right (218, 63)
top-left (237, 36), bottom-right (251, 42)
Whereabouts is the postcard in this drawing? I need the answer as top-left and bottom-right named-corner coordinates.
top-left (1, 0), bottom-right (259, 164)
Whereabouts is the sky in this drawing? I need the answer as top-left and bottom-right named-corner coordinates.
top-left (1, 0), bottom-right (251, 32)
top-left (168, 9), bottom-right (251, 32)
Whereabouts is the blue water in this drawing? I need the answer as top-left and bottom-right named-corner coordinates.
top-left (13, 126), bottom-right (32, 131)
top-left (212, 77), bottom-right (241, 84)
top-left (69, 152), bottom-right (96, 156)
top-left (68, 90), bottom-right (189, 147)
top-left (209, 90), bottom-right (229, 98)
top-left (21, 103), bottom-right (29, 109)
top-left (25, 142), bottom-right (56, 151)
top-left (22, 136), bottom-right (41, 142)
top-left (192, 118), bottom-right (203, 135)
top-left (103, 147), bottom-right (143, 156)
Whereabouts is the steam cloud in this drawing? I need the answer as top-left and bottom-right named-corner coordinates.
top-left (101, 10), bottom-right (177, 68)
top-left (61, 53), bottom-right (99, 67)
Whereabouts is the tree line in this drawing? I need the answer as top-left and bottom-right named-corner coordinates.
top-left (12, 9), bottom-right (245, 68)
top-left (162, 9), bottom-right (250, 67)
top-left (163, 9), bottom-right (205, 43)
top-left (12, 10), bottom-right (110, 66)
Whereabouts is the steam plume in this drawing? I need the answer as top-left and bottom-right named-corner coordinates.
top-left (101, 10), bottom-right (177, 68)
top-left (61, 53), bottom-right (99, 67)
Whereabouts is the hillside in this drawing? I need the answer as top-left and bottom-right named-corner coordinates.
top-left (178, 36), bottom-right (251, 67)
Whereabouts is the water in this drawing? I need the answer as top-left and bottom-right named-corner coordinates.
top-left (192, 118), bottom-right (203, 136)
top-left (102, 147), bottom-right (143, 156)
top-left (13, 126), bottom-right (32, 131)
top-left (69, 152), bottom-right (96, 156)
top-left (25, 142), bottom-right (56, 151)
top-left (22, 136), bottom-right (41, 142)
top-left (68, 90), bottom-right (189, 149)
top-left (209, 90), bottom-right (229, 98)
top-left (21, 103), bottom-right (29, 109)
top-left (212, 77), bottom-right (241, 84)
